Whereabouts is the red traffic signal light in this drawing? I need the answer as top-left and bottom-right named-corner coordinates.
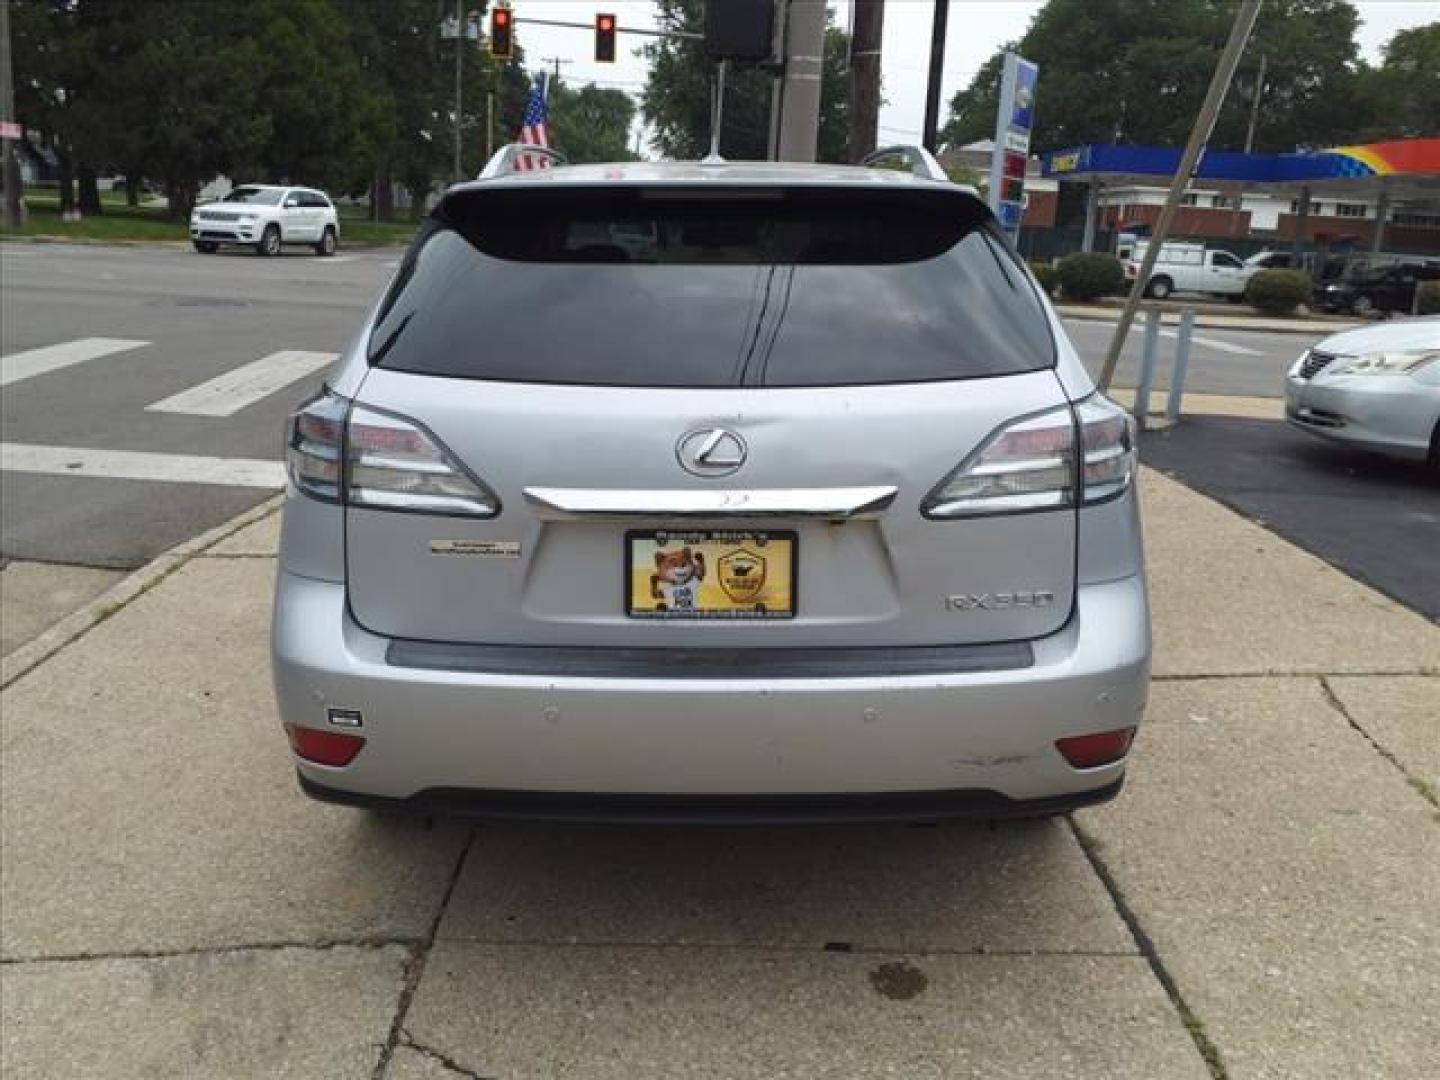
top-left (490, 6), bottom-right (513, 59)
top-left (595, 13), bottom-right (617, 63)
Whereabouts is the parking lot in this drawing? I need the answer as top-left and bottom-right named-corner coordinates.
top-left (3, 242), bottom-right (1438, 1078)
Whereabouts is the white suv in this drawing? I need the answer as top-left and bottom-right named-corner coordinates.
top-left (191, 184), bottom-right (340, 257)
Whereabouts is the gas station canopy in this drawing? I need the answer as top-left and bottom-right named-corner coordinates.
top-left (1042, 138), bottom-right (1440, 200)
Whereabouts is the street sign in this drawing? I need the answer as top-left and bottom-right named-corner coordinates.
top-left (988, 52), bottom-right (1039, 237)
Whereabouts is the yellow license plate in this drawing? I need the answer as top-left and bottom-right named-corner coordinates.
top-left (626, 530), bottom-right (797, 619)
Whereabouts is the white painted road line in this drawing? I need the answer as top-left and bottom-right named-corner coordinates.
top-left (1, 338), bottom-right (149, 388)
top-left (145, 350), bottom-right (336, 417)
top-left (1, 443), bottom-right (285, 488)
top-left (1110, 321), bottom-right (1263, 357)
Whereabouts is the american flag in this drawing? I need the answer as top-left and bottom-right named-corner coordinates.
top-left (517, 75), bottom-right (551, 171)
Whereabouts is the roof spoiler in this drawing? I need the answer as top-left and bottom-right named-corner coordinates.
top-left (860, 145), bottom-right (952, 183)
top-left (478, 143), bottom-right (569, 179)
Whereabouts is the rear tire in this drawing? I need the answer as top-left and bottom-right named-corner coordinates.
top-left (257, 224), bottom-right (281, 257)
top-left (314, 226), bottom-right (337, 256)
top-left (192, 240), bottom-right (218, 254)
top-left (1146, 276), bottom-right (1173, 300)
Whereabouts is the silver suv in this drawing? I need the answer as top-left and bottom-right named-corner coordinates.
top-left (272, 147), bottom-right (1150, 823)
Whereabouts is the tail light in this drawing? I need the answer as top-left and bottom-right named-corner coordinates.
top-left (1056, 726), bottom-right (1136, 769)
top-left (921, 395), bottom-right (1136, 519)
top-left (285, 723), bottom-right (366, 767)
top-left (286, 389), bottom-right (499, 517)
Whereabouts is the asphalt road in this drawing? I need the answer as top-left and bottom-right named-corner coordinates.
top-left (1, 241), bottom-right (1404, 610)
top-left (1063, 316), bottom-right (1319, 398)
top-left (2, 242), bottom-right (395, 567)
top-left (1140, 415), bottom-right (1440, 621)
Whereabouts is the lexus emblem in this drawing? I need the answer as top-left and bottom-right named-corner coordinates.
top-left (677, 427), bottom-right (747, 477)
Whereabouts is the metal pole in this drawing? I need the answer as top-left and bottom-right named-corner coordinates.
top-left (453, 0), bottom-right (463, 183)
top-left (486, 91), bottom-right (494, 160)
top-left (777, 0), bottom-right (825, 162)
top-left (1166, 309), bottom-right (1196, 424)
top-left (1243, 53), bottom-right (1266, 154)
top-left (1098, 0), bottom-right (1262, 391)
top-left (1371, 180), bottom-right (1389, 254)
top-left (1, 0), bottom-right (23, 230)
top-left (848, 0), bottom-right (884, 162)
top-left (767, 0), bottom-right (789, 160)
top-left (921, 0), bottom-right (949, 151)
top-left (1081, 181), bottom-right (1100, 253)
top-left (1290, 184), bottom-right (1310, 263)
top-left (707, 59), bottom-right (728, 162)
top-left (1133, 310), bottom-right (1162, 429)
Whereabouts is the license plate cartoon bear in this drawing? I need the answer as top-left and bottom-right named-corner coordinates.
top-left (650, 545), bottom-right (706, 612)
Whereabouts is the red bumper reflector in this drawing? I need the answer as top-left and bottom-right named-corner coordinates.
top-left (285, 724), bottom-right (366, 767)
top-left (1056, 726), bottom-right (1137, 769)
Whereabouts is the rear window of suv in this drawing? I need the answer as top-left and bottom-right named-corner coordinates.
top-left (369, 185), bottom-right (1055, 388)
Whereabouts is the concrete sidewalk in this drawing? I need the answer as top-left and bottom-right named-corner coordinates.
top-left (2, 472), bottom-right (1436, 1078)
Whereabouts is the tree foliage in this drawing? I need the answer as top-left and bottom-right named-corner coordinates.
top-left (9, 0), bottom-right (583, 218)
top-left (549, 81), bottom-right (638, 163)
top-left (940, 0), bottom-right (1400, 154)
top-left (641, 0), bottom-right (850, 162)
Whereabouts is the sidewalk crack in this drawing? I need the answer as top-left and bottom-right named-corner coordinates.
top-left (397, 1031), bottom-right (491, 1079)
top-left (1069, 816), bottom-right (1230, 1080)
top-left (1319, 676), bottom-right (1438, 811)
top-left (371, 826), bottom-right (476, 1080)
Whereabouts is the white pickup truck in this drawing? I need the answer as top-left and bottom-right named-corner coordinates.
top-left (1122, 241), bottom-right (1255, 300)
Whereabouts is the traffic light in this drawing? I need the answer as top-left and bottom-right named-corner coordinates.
top-left (490, 6), bottom-right (513, 59)
top-left (595, 13), bottom-right (617, 63)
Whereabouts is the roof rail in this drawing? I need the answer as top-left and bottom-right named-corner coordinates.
top-left (478, 143), bottom-right (569, 179)
top-left (859, 145), bottom-right (951, 183)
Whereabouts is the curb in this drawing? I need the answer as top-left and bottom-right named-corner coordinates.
top-left (0, 495), bottom-right (285, 690)
top-left (1055, 308), bottom-right (1349, 336)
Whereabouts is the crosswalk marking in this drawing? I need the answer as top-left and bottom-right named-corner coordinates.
top-left (1, 443), bottom-right (285, 488)
top-left (1, 338), bottom-right (150, 388)
top-left (145, 350), bottom-right (336, 417)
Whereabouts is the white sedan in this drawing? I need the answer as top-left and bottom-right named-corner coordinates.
top-left (190, 185), bottom-right (339, 257)
top-left (1285, 318), bottom-right (1440, 466)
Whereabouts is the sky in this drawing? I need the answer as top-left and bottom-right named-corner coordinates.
top-left (508, 0), bottom-right (1439, 155)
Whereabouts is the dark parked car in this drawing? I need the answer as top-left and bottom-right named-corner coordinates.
top-left (1316, 262), bottom-right (1440, 317)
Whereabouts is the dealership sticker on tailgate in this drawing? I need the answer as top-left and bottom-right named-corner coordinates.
top-left (626, 530), bottom-right (796, 619)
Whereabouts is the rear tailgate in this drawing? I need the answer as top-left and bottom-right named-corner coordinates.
top-left (346, 370), bottom-right (1075, 647)
top-left (344, 181), bottom-right (1074, 648)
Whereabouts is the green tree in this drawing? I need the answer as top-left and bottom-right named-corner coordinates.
top-left (549, 81), bottom-right (637, 163)
top-left (641, 0), bottom-right (850, 162)
top-left (940, 0), bottom-right (1376, 154)
top-left (1357, 21), bottom-right (1440, 140)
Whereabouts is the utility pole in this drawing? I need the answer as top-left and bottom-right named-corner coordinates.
top-left (1098, 0), bottom-right (1263, 392)
top-left (453, 0), bottom-right (464, 183)
top-left (921, 0), bottom-right (949, 151)
top-left (848, 0), bottom-right (884, 162)
top-left (1, 0), bottom-right (23, 230)
top-left (1243, 53), bottom-right (1266, 154)
top-left (539, 56), bottom-right (571, 81)
top-left (777, 0), bottom-right (825, 162)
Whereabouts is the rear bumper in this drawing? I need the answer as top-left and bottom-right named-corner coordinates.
top-left (272, 572), bottom-right (1150, 807)
top-left (297, 772), bottom-right (1126, 825)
